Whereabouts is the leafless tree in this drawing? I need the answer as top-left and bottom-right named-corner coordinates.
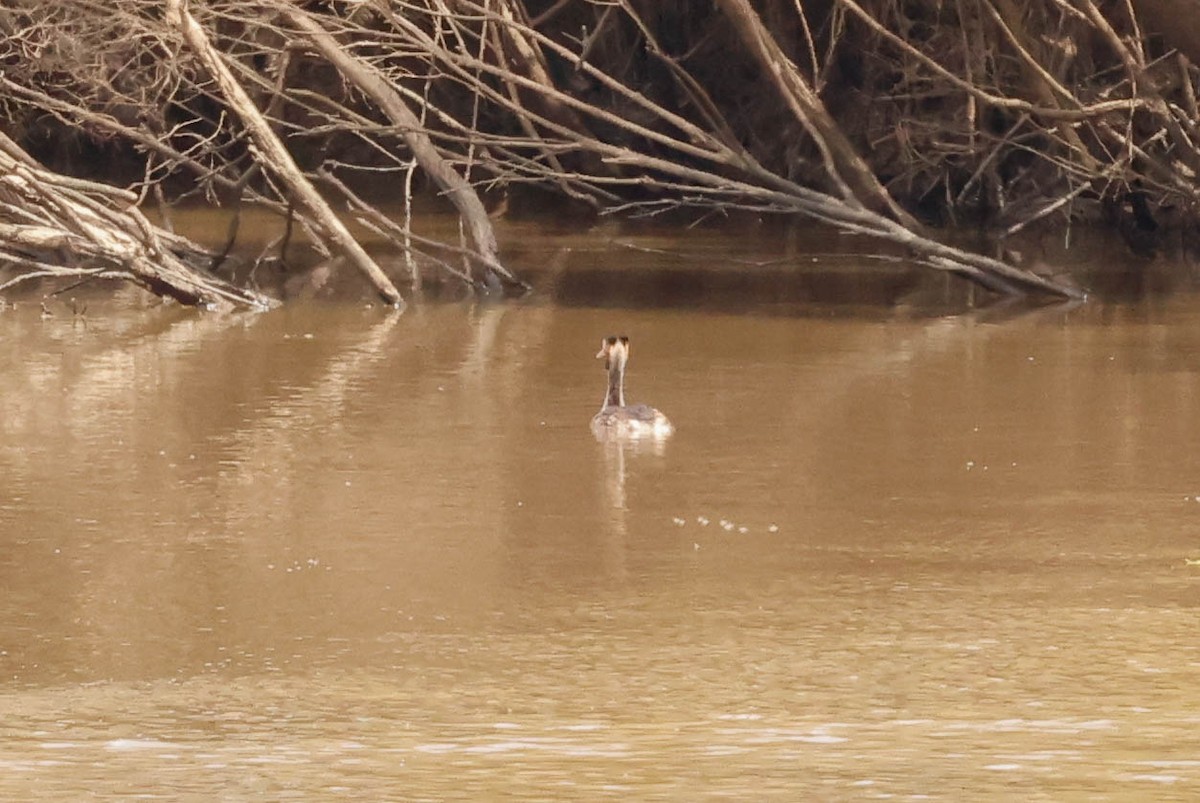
top-left (4, 1), bottom-right (1199, 306)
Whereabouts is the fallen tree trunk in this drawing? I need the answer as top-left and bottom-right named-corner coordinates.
top-left (0, 134), bottom-right (272, 308)
top-left (377, 0), bottom-right (1082, 298)
top-left (166, 0), bottom-right (404, 308)
top-left (283, 6), bottom-right (523, 292)
top-left (13, 0), bottom-right (1194, 304)
top-left (714, 0), bottom-right (920, 227)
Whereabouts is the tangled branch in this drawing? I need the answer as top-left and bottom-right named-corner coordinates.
top-left (3, 0), bottom-right (1199, 304)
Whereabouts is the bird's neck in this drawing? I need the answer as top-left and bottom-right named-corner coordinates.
top-left (604, 353), bottom-right (626, 407)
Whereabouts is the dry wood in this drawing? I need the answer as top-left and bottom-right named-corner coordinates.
top-left (7, 0), bottom-right (1200, 305)
top-left (986, 0), bottom-right (1099, 172)
top-left (715, 0), bottom-right (918, 226)
top-left (283, 6), bottom-right (522, 291)
top-left (166, 0), bottom-right (404, 307)
top-left (0, 134), bottom-right (272, 308)
top-left (397, 0), bottom-right (1080, 297)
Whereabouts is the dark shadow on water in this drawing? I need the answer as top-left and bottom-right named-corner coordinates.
top-left (8, 211), bottom-right (1200, 317)
top-left (550, 264), bottom-right (923, 310)
top-left (537, 261), bottom-right (1038, 319)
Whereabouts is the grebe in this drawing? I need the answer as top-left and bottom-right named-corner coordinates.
top-left (590, 335), bottom-right (674, 438)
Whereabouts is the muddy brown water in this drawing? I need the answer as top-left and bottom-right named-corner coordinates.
top-left (3, 219), bottom-right (1200, 799)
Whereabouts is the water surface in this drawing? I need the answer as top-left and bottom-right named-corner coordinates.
top-left (3, 237), bottom-right (1200, 799)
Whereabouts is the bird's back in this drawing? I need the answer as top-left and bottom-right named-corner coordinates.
top-left (591, 403), bottom-right (674, 437)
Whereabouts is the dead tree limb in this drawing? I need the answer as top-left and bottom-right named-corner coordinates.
top-left (388, 1), bottom-right (1080, 298)
top-left (0, 134), bottom-right (272, 308)
top-left (282, 6), bottom-right (524, 292)
top-left (166, 0), bottom-right (404, 307)
top-left (985, 0), bottom-right (1100, 172)
top-left (714, 0), bottom-right (920, 227)
top-left (12, 0), bottom-right (1192, 303)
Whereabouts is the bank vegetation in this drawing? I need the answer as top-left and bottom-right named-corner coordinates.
top-left (2, 0), bottom-right (1198, 308)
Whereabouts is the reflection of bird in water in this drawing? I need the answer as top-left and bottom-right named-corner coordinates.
top-left (590, 335), bottom-right (673, 438)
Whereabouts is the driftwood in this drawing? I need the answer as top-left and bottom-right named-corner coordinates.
top-left (0, 133), bottom-right (271, 308)
top-left (714, 0), bottom-right (920, 227)
top-left (367, 0), bottom-right (1082, 297)
top-left (283, 7), bottom-right (522, 292)
top-left (9, 1), bottom-right (1200, 304)
top-left (166, 0), bottom-right (403, 308)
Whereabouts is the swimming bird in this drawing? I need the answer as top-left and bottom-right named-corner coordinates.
top-left (590, 335), bottom-right (674, 438)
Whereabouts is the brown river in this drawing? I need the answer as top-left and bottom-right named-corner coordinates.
top-left (3, 219), bottom-right (1200, 799)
